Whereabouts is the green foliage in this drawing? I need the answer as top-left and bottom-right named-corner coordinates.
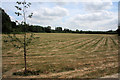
top-left (116, 27), bottom-right (120, 36)
top-left (55, 27), bottom-right (62, 33)
top-left (44, 26), bottom-right (51, 33)
top-left (1, 8), bottom-right (12, 33)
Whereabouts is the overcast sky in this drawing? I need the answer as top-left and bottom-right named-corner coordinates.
top-left (2, 1), bottom-right (118, 31)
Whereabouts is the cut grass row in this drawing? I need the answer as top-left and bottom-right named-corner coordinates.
top-left (82, 37), bottom-right (104, 51)
top-left (110, 37), bottom-right (117, 45)
top-left (75, 37), bottom-right (99, 49)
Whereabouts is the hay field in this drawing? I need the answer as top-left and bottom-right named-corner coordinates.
top-left (2, 33), bottom-right (118, 78)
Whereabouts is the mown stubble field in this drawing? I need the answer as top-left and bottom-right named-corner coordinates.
top-left (2, 33), bottom-right (118, 78)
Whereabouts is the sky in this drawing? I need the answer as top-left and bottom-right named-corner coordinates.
top-left (1, 0), bottom-right (119, 31)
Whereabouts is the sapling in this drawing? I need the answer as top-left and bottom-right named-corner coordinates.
top-left (4, 0), bottom-right (34, 74)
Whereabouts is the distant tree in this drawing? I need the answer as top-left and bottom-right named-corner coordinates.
top-left (55, 27), bottom-right (62, 33)
top-left (1, 8), bottom-right (12, 33)
top-left (117, 27), bottom-right (120, 36)
top-left (64, 28), bottom-right (70, 33)
top-left (79, 30), bottom-right (83, 33)
top-left (107, 30), bottom-right (113, 32)
top-left (45, 26), bottom-right (51, 33)
top-left (11, 22), bottom-right (16, 28)
top-left (76, 29), bottom-right (79, 33)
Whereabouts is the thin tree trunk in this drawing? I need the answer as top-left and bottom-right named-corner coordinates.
top-left (24, 33), bottom-right (27, 74)
top-left (23, 0), bottom-right (27, 74)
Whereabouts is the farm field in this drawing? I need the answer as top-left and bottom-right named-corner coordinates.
top-left (2, 33), bottom-right (118, 78)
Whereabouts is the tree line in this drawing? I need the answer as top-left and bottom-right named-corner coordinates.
top-left (1, 8), bottom-right (119, 34)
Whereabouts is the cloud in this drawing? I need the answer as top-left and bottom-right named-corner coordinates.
top-left (55, 2), bottom-right (67, 6)
top-left (71, 11), bottom-right (114, 22)
top-left (67, 10), bottom-right (117, 30)
top-left (28, 6), bottom-right (69, 25)
top-left (9, 16), bottom-right (15, 21)
top-left (84, 1), bottom-right (113, 12)
top-left (42, 6), bottom-right (69, 17)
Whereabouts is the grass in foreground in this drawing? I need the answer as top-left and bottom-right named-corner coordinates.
top-left (2, 33), bottom-right (118, 78)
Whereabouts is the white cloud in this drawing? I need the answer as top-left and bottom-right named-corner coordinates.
top-left (71, 11), bottom-right (114, 22)
top-left (84, 1), bottom-right (113, 12)
top-left (9, 16), bottom-right (15, 21)
top-left (28, 6), bottom-right (69, 25)
top-left (55, 2), bottom-right (67, 6)
top-left (67, 10), bottom-right (117, 31)
top-left (42, 6), bottom-right (69, 17)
